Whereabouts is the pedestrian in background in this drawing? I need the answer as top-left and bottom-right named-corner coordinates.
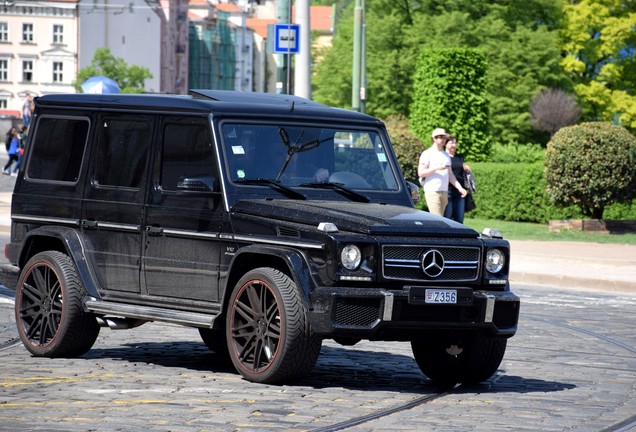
top-left (22, 95), bottom-right (33, 129)
top-left (3, 129), bottom-right (21, 176)
top-left (417, 128), bottom-right (467, 216)
top-left (4, 127), bottom-right (15, 153)
top-left (443, 135), bottom-right (472, 223)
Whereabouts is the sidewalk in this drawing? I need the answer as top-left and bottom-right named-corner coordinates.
top-left (0, 186), bottom-right (633, 294)
top-left (509, 240), bottom-right (636, 294)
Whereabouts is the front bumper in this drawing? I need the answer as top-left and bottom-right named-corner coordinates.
top-left (308, 285), bottom-right (520, 340)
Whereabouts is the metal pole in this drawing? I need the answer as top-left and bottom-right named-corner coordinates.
top-left (294, 0), bottom-right (311, 98)
top-left (276, 0), bottom-right (290, 94)
top-left (352, 0), bottom-right (362, 111)
top-left (360, 0), bottom-right (366, 113)
top-left (287, 0), bottom-right (293, 94)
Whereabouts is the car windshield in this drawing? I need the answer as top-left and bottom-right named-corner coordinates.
top-left (221, 123), bottom-right (400, 192)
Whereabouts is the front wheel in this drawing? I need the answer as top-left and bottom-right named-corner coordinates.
top-left (226, 267), bottom-right (321, 384)
top-left (411, 334), bottom-right (507, 385)
top-left (15, 251), bottom-right (100, 357)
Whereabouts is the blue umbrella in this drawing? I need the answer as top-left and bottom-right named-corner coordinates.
top-left (81, 75), bottom-right (120, 94)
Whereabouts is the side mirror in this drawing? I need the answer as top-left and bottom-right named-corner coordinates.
top-left (406, 181), bottom-right (420, 204)
top-left (176, 176), bottom-right (216, 193)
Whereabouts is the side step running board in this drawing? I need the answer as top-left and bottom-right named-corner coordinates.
top-left (85, 300), bottom-right (217, 328)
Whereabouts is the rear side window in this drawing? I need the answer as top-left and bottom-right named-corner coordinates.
top-left (93, 117), bottom-right (151, 188)
top-left (26, 116), bottom-right (89, 182)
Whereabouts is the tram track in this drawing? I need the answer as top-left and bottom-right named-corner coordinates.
top-left (307, 384), bottom-right (461, 432)
top-left (527, 314), bottom-right (636, 432)
top-left (310, 313), bottom-right (636, 432)
top-left (0, 336), bottom-right (20, 352)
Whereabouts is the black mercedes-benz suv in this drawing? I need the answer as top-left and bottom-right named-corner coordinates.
top-left (0, 90), bottom-right (519, 384)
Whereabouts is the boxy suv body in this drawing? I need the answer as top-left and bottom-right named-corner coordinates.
top-left (1, 91), bottom-right (519, 384)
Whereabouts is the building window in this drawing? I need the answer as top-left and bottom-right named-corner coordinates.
top-left (22, 23), bottom-right (34, 43)
top-left (0, 99), bottom-right (7, 109)
top-left (0, 22), bottom-right (8, 42)
top-left (0, 59), bottom-right (7, 81)
top-left (53, 62), bottom-right (63, 83)
top-left (23, 60), bottom-right (33, 82)
top-left (53, 24), bottom-right (63, 44)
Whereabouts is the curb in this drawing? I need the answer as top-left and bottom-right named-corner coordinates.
top-left (511, 271), bottom-right (636, 295)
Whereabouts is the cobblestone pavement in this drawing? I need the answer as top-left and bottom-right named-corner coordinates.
top-left (1, 285), bottom-right (635, 432)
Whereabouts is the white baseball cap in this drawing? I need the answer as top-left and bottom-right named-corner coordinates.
top-left (431, 128), bottom-right (448, 138)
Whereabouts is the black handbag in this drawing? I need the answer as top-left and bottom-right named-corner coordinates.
top-left (465, 194), bottom-right (476, 212)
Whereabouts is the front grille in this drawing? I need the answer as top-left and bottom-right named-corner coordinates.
top-left (333, 298), bottom-right (381, 327)
top-left (383, 245), bottom-right (480, 282)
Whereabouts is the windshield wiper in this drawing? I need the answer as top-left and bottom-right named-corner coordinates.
top-left (236, 178), bottom-right (306, 200)
top-left (298, 181), bottom-right (370, 203)
top-left (275, 127), bottom-right (321, 182)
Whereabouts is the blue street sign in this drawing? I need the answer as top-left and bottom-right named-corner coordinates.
top-left (274, 24), bottom-right (300, 54)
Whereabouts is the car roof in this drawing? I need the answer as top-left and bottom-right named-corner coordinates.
top-left (35, 90), bottom-right (380, 125)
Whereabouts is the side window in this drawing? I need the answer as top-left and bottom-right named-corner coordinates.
top-left (26, 116), bottom-right (89, 182)
top-left (94, 117), bottom-right (151, 188)
top-left (160, 120), bottom-right (214, 191)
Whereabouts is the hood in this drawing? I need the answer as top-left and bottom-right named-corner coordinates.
top-left (231, 200), bottom-right (479, 238)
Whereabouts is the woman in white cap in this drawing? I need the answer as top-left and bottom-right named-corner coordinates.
top-left (417, 128), bottom-right (467, 216)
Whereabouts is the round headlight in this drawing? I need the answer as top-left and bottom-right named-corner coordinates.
top-left (485, 249), bottom-right (505, 273)
top-left (341, 245), bottom-right (362, 270)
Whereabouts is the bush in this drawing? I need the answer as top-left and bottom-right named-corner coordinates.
top-left (488, 142), bottom-right (545, 164)
top-left (384, 115), bottom-right (424, 183)
top-left (544, 122), bottom-right (636, 219)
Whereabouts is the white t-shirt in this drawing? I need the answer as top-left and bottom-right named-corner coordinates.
top-left (419, 147), bottom-right (451, 192)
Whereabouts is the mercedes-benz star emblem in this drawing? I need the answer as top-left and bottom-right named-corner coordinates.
top-left (421, 249), bottom-right (445, 278)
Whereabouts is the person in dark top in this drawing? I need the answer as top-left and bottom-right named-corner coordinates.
top-left (4, 127), bottom-right (15, 153)
top-left (443, 135), bottom-right (472, 223)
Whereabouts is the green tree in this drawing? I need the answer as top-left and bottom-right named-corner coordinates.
top-left (313, 0), bottom-right (414, 117)
top-left (410, 48), bottom-right (490, 161)
top-left (544, 122), bottom-right (636, 219)
top-left (560, 0), bottom-right (636, 131)
top-left (313, 0), bottom-right (568, 147)
top-left (75, 48), bottom-right (152, 94)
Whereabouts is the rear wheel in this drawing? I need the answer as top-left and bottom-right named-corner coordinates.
top-left (226, 267), bottom-right (321, 384)
top-left (411, 334), bottom-right (507, 385)
top-left (15, 251), bottom-right (100, 357)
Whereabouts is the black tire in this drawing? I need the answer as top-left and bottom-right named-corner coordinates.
top-left (226, 267), bottom-right (321, 384)
top-left (198, 327), bottom-right (231, 362)
top-left (15, 251), bottom-right (100, 357)
top-left (411, 334), bottom-right (507, 385)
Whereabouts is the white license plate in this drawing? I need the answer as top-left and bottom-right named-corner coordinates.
top-left (425, 289), bottom-right (457, 304)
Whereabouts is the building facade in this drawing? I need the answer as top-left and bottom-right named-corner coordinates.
top-left (0, 0), bottom-right (334, 126)
top-left (0, 0), bottom-right (79, 117)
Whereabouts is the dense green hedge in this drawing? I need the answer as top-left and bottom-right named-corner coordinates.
top-left (415, 162), bottom-right (636, 223)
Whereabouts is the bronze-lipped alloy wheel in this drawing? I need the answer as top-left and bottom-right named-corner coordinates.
top-left (226, 267), bottom-right (321, 384)
top-left (15, 251), bottom-right (99, 357)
